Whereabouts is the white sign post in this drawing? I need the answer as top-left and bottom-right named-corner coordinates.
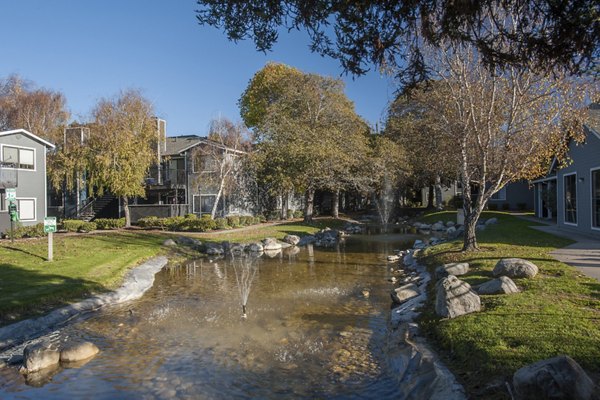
top-left (5, 188), bottom-right (16, 201)
top-left (44, 217), bottom-right (57, 262)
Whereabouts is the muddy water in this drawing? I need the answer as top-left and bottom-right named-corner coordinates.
top-left (0, 233), bottom-right (422, 399)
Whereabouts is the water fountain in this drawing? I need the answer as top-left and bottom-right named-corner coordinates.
top-left (231, 253), bottom-right (259, 319)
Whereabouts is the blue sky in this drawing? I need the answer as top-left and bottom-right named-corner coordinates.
top-left (0, 1), bottom-right (396, 136)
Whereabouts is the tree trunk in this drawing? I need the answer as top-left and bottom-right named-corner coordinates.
top-left (281, 192), bottom-right (289, 219)
top-left (332, 189), bottom-right (340, 219)
top-left (304, 188), bottom-right (315, 223)
top-left (427, 185), bottom-right (434, 208)
top-left (434, 174), bottom-right (443, 210)
top-left (123, 196), bottom-right (131, 228)
top-left (210, 180), bottom-right (225, 219)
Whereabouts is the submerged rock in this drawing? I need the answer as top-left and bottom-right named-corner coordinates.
top-left (435, 276), bottom-right (481, 318)
top-left (493, 258), bottom-right (538, 279)
top-left (512, 355), bottom-right (598, 400)
top-left (246, 242), bottom-right (264, 252)
top-left (477, 276), bottom-right (520, 295)
top-left (22, 342), bottom-right (60, 373)
top-left (60, 341), bottom-right (99, 363)
top-left (390, 283), bottom-right (420, 304)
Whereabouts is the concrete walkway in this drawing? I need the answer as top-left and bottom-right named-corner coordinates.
top-left (519, 217), bottom-right (600, 282)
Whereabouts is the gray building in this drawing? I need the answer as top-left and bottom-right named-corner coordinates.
top-left (0, 129), bottom-right (55, 233)
top-left (533, 104), bottom-right (600, 238)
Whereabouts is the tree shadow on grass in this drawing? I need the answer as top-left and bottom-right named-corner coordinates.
top-left (0, 263), bottom-right (106, 327)
top-left (1, 245), bottom-right (46, 261)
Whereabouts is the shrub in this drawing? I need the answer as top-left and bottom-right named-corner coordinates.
top-left (95, 218), bottom-right (126, 230)
top-left (517, 202), bottom-right (528, 211)
top-left (293, 210), bottom-right (303, 219)
top-left (259, 214), bottom-right (267, 223)
top-left (11, 223), bottom-right (45, 238)
top-left (62, 219), bottom-right (85, 232)
top-left (185, 217), bottom-right (216, 232)
top-left (267, 211), bottom-right (281, 221)
top-left (165, 216), bottom-right (185, 231)
top-left (488, 203), bottom-right (499, 211)
top-left (78, 221), bottom-right (97, 232)
top-left (227, 216), bottom-right (241, 228)
top-left (215, 217), bottom-right (230, 230)
top-left (502, 203), bottom-right (511, 211)
top-left (239, 216), bottom-right (252, 226)
top-left (254, 216), bottom-right (262, 224)
top-left (137, 216), bottom-right (161, 228)
top-left (448, 195), bottom-right (463, 209)
top-left (184, 213), bottom-right (197, 220)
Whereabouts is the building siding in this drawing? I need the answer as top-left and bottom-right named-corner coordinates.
top-left (556, 127), bottom-right (600, 239)
top-left (0, 132), bottom-right (49, 233)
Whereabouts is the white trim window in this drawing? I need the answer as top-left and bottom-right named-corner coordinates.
top-left (592, 168), bottom-right (600, 230)
top-left (1, 145), bottom-right (35, 170)
top-left (16, 198), bottom-right (36, 221)
top-left (491, 187), bottom-right (507, 201)
top-left (193, 194), bottom-right (217, 214)
top-left (563, 173), bottom-right (577, 225)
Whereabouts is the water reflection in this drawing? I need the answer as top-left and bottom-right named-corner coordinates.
top-left (0, 234), bottom-right (422, 399)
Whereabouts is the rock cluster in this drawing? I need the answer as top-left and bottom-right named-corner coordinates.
top-left (20, 340), bottom-right (99, 374)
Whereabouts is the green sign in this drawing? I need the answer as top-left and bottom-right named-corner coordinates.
top-left (5, 188), bottom-right (16, 201)
top-left (44, 217), bottom-right (57, 233)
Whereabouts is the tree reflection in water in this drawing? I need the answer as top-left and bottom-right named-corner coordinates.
top-left (231, 253), bottom-right (259, 319)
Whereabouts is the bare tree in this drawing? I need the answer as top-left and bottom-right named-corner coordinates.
top-left (191, 117), bottom-right (248, 218)
top-left (407, 40), bottom-right (594, 251)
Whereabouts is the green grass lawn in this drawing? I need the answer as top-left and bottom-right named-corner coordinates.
top-left (0, 231), bottom-right (166, 326)
top-left (416, 211), bottom-right (600, 397)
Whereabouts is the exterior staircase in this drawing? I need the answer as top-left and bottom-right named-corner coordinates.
top-left (78, 194), bottom-right (118, 221)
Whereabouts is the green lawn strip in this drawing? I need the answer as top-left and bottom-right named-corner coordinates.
top-left (416, 212), bottom-right (600, 395)
top-left (196, 218), bottom-right (347, 244)
top-left (0, 231), bottom-right (166, 325)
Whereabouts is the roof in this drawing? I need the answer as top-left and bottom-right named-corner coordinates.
top-left (586, 103), bottom-right (600, 139)
top-left (164, 135), bottom-right (205, 156)
top-left (0, 129), bottom-right (56, 149)
top-left (163, 135), bottom-right (246, 156)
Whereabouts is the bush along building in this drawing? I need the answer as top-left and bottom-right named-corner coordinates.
top-left (532, 104), bottom-right (600, 239)
top-left (0, 129), bottom-right (55, 234)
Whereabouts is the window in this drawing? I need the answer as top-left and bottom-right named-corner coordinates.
top-left (17, 198), bottom-right (36, 221)
top-left (2, 146), bottom-right (34, 170)
top-left (592, 169), bottom-right (600, 229)
top-left (564, 174), bottom-right (577, 224)
top-left (193, 195), bottom-right (216, 214)
top-left (491, 187), bottom-right (507, 201)
top-left (192, 154), bottom-right (218, 173)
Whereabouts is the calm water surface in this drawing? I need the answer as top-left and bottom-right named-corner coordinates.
top-left (0, 233), bottom-right (422, 399)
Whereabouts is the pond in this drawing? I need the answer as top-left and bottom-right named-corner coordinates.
top-left (0, 232), bottom-right (429, 399)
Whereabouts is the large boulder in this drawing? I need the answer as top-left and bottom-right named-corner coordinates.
top-left (176, 236), bottom-right (202, 248)
top-left (435, 275), bottom-right (481, 318)
top-left (493, 258), bottom-right (539, 279)
top-left (477, 276), bottom-right (520, 295)
top-left (246, 242), bottom-right (264, 252)
top-left (446, 226), bottom-right (457, 236)
top-left (485, 217), bottom-right (498, 225)
top-left (162, 239), bottom-right (177, 247)
top-left (22, 342), bottom-right (60, 373)
top-left (60, 341), bottom-right (99, 363)
top-left (435, 262), bottom-right (469, 279)
top-left (204, 243), bottom-right (224, 255)
top-left (390, 283), bottom-right (420, 304)
top-left (446, 221), bottom-right (456, 227)
top-left (262, 238), bottom-right (283, 251)
top-left (283, 234), bottom-right (301, 246)
top-left (512, 355), bottom-right (599, 400)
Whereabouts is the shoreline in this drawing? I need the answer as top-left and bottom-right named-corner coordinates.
top-left (0, 255), bottom-right (168, 356)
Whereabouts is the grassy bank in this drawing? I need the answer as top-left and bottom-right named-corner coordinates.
top-left (0, 231), bottom-right (166, 326)
top-left (416, 211), bottom-right (600, 397)
top-left (191, 217), bottom-right (347, 244)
